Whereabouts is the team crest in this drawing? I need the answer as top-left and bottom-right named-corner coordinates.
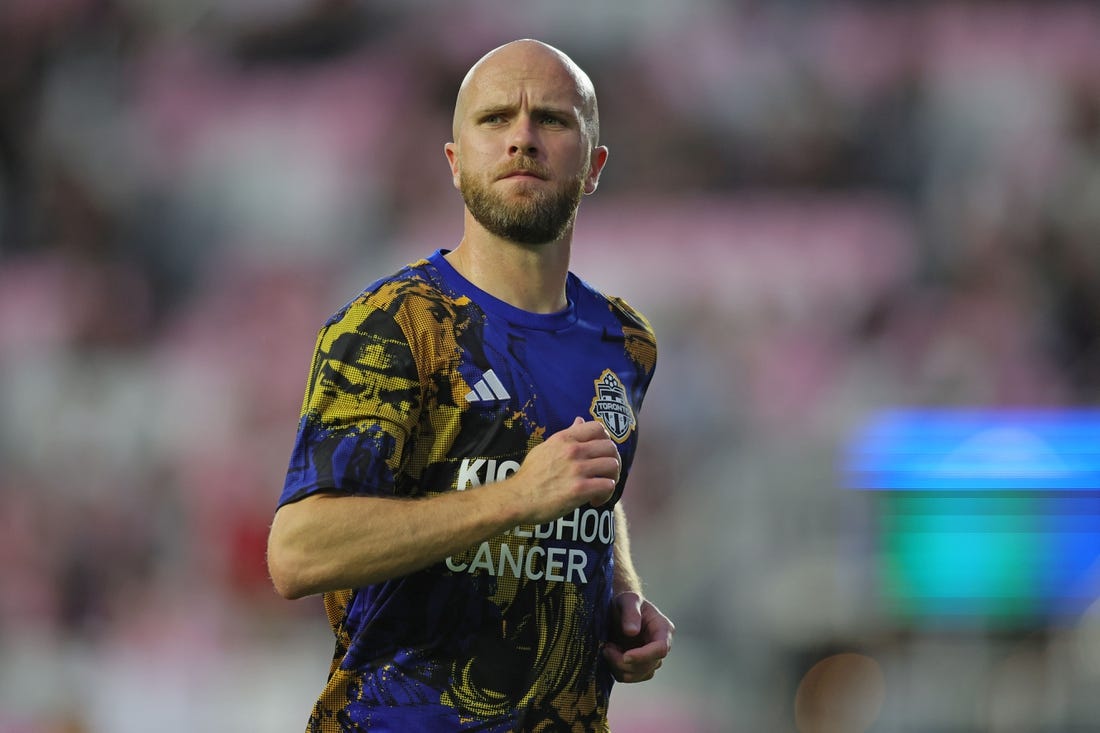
top-left (589, 369), bottom-right (636, 443)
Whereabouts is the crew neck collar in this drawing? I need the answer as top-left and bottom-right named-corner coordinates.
top-left (429, 249), bottom-right (578, 331)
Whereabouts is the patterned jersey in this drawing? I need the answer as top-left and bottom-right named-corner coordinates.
top-left (279, 249), bottom-right (657, 732)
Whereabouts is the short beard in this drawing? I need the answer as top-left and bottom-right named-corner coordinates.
top-left (460, 166), bottom-right (586, 245)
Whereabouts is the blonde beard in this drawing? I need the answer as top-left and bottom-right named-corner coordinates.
top-left (460, 170), bottom-right (585, 245)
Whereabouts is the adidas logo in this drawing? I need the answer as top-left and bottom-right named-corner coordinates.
top-left (465, 369), bottom-right (511, 403)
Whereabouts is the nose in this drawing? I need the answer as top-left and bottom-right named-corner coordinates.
top-left (508, 116), bottom-right (539, 157)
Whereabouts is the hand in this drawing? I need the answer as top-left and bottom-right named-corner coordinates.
top-left (603, 591), bottom-right (674, 683)
top-left (509, 417), bottom-right (621, 525)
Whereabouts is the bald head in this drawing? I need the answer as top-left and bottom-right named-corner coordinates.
top-left (452, 39), bottom-right (600, 145)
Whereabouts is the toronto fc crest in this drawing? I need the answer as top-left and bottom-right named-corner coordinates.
top-left (589, 369), bottom-right (636, 443)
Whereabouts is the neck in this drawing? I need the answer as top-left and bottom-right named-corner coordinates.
top-left (446, 215), bottom-right (572, 313)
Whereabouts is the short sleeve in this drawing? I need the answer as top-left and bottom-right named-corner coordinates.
top-left (278, 300), bottom-right (421, 507)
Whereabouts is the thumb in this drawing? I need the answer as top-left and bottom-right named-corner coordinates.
top-left (618, 592), bottom-right (643, 637)
top-left (573, 416), bottom-right (585, 426)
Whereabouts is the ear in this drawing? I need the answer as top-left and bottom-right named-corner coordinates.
top-left (444, 142), bottom-right (461, 190)
top-left (584, 145), bottom-right (609, 195)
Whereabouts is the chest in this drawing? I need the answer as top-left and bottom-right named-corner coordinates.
top-left (474, 319), bottom-right (641, 440)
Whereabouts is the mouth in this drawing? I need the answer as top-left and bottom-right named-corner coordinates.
top-left (498, 166), bottom-right (548, 182)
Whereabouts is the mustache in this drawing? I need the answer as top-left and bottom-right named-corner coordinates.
top-left (497, 159), bottom-right (551, 180)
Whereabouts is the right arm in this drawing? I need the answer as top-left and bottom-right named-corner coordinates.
top-left (267, 417), bottom-right (620, 599)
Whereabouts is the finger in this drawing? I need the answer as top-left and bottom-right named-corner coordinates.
top-left (629, 657), bottom-right (663, 678)
top-left (571, 446), bottom-right (621, 478)
top-left (621, 638), bottom-right (671, 665)
top-left (617, 593), bottom-right (643, 637)
top-left (588, 456), bottom-right (621, 480)
top-left (595, 420), bottom-right (612, 440)
top-left (573, 436), bottom-right (620, 458)
top-left (603, 644), bottom-right (663, 683)
top-left (602, 643), bottom-right (631, 678)
top-left (639, 607), bottom-right (674, 634)
top-left (570, 418), bottom-right (614, 442)
top-left (585, 480), bottom-right (617, 509)
top-left (636, 658), bottom-right (663, 682)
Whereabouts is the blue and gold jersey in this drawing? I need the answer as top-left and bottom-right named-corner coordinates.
top-left (279, 249), bottom-right (657, 732)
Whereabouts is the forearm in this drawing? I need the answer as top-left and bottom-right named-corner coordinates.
top-left (612, 503), bottom-right (643, 596)
top-left (269, 418), bottom-right (621, 599)
top-left (268, 487), bottom-right (525, 599)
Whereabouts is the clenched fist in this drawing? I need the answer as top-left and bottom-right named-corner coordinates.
top-left (507, 417), bottom-right (621, 526)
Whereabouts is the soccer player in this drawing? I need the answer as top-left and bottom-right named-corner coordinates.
top-left (267, 38), bottom-right (674, 732)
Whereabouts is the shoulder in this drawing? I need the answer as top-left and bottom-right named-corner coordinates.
top-left (318, 257), bottom-right (485, 381)
top-left (326, 259), bottom-right (435, 324)
top-left (323, 257), bottom-right (475, 337)
top-left (572, 274), bottom-right (654, 334)
top-left (571, 275), bottom-right (657, 372)
top-left (606, 294), bottom-right (655, 336)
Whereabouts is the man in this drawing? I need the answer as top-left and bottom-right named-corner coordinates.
top-left (267, 38), bottom-right (673, 732)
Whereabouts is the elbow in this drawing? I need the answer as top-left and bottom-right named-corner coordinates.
top-left (267, 536), bottom-right (309, 600)
top-left (267, 555), bottom-right (306, 600)
top-left (267, 512), bottom-right (317, 600)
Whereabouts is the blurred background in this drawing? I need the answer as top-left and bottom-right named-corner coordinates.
top-left (2, 0), bottom-right (1100, 731)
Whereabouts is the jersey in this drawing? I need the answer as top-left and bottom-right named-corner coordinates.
top-left (278, 249), bottom-right (658, 732)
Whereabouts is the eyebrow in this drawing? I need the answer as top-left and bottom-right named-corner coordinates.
top-left (473, 103), bottom-right (578, 122)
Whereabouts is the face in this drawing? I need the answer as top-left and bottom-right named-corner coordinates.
top-left (445, 43), bottom-right (608, 245)
top-left (457, 145), bottom-right (587, 245)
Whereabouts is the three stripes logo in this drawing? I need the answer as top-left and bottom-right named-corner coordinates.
top-left (465, 369), bottom-right (511, 403)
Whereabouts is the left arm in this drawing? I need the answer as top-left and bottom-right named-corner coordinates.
top-left (604, 503), bottom-right (675, 683)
